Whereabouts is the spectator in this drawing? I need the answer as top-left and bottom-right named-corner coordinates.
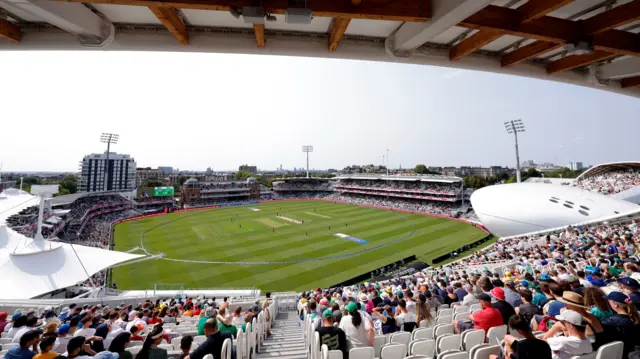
top-left (503, 281), bottom-right (522, 308)
top-left (135, 324), bottom-right (167, 359)
top-left (455, 293), bottom-right (502, 335)
top-left (0, 312), bottom-right (9, 333)
top-left (415, 295), bottom-right (434, 327)
top-left (197, 308), bottom-right (212, 336)
top-left (14, 317), bottom-right (40, 344)
top-left (443, 287), bottom-right (458, 306)
top-left (394, 299), bottom-right (417, 332)
top-left (108, 332), bottom-right (133, 359)
top-left (129, 325), bottom-right (144, 342)
top-left (583, 287), bottom-right (613, 320)
top-left (372, 306), bottom-right (397, 334)
top-left (231, 307), bottom-right (244, 327)
top-left (35, 336), bottom-right (59, 359)
top-left (490, 314), bottom-right (551, 359)
top-left (7, 316), bottom-right (27, 339)
top-left (216, 308), bottom-right (237, 338)
top-left (338, 302), bottom-right (373, 350)
top-left (542, 310), bottom-right (592, 359)
top-left (64, 336), bottom-right (94, 359)
top-left (55, 324), bottom-right (72, 354)
top-left (316, 309), bottom-right (348, 359)
top-left (74, 316), bottom-right (96, 338)
top-left (515, 289), bottom-right (539, 323)
top-left (617, 277), bottom-right (640, 308)
top-left (5, 329), bottom-right (41, 359)
top-left (491, 288), bottom-right (516, 326)
top-left (601, 291), bottom-right (640, 326)
top-left (187, 319), bottom-right (233, 359)
top-left (462, 284), bottom-right (479, 306)
top-left (178, 336), bottom-right (193, 359)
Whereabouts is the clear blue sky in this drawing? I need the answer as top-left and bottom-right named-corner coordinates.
top-left (1, 51), bottom-right (639, 172)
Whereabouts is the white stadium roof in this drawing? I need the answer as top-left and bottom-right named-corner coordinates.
top-left (0, 189), bottom-right (145, 299)
top-left (2, 1), bottom-right (640, 98)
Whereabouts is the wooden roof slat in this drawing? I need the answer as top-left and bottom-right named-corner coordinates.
top-left (582, 1), bottom-right (640, 35)
top-left (621, 75), bottom-right (640, 88)
top-left (501, 41), bottom-right (562, 67)
top-left (253, 23), bottom-right (264, 48)
top-left (329, 17), bottom-right (351, 52)
top-left (546, 50), bottom-right (615, 74)
top-left (0, 17), bottom-right (21, 43)
top-left (149, 6), bottom-right (189, 44)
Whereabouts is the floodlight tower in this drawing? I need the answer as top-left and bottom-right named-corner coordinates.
top-left (100, 133), bottom-right (119, 191)
top-left (504, 119), bottom-right (525, 183)
top-left (302, 145), bottom-right (313, 178)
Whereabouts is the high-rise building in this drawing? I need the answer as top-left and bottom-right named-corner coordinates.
top-left (568, 162), bottom-right (584, 171)
top-left (239, 164), bottom-right (257, 174)
top-left (79, 152), bottom-right (136, 192)
top-left (158, 166), bottom-right (174, 175)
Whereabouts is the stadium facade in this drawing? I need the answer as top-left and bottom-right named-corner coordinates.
top-left (79, 152), bottom-right (136, 193)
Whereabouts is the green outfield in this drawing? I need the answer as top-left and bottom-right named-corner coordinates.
top-left (111, 200), bottom-right (487, 292)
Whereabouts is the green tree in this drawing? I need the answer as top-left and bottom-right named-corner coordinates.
top-left (234, 171), bottom-right (254, 181)
top-left (58, 174), bottom-right (78, 195)
top-left (143, 178), bottom-right (167, 187)
top-left (414, 164), bottom-right (428, 174)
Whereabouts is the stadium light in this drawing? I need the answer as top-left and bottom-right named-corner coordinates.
top-left (302, 145), bottom-right (313, 178)
top-left (504, 119), bottom-right (525, 183)
top-left (100, 133), bottom-right (119, 191)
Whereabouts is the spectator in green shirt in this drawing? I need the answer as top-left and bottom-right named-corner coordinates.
top-left (197, 308), bottom-right (214, 336)
top-left (215, 308), bottom-right (237, 338)
top-left (240, 313), bottom-right (253, 333)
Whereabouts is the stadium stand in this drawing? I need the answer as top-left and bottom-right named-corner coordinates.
top-left (575, 169), bottom-right (640, 195)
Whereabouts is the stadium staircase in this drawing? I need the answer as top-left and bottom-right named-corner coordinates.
top-left (257, 311), bottom-right (305, 359)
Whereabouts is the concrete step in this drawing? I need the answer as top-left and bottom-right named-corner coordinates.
top-left (255, 348), bottom-right (307, 357)
top-left (260, 343), bottom-right (305, 350)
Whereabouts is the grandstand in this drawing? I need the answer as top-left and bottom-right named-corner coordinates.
top-left (179, 178), bottom-right (270, 208)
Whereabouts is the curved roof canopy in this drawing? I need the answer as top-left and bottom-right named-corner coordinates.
top-left (576, 161), bottom-right (640, 181)
top-left (2, 1), bottom-right (640, 97)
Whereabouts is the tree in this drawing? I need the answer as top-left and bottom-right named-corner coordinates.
top-left (143, 178), bottom-right (167, 188)
top-left (234, 171), bottom-right (254, 181)
top-left (414, 164), bottom-right (428, 174)
top-left (58, 174), bottom-right (78, 194)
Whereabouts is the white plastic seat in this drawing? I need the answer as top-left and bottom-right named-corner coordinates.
top-left (380, 343), bottom-right (406, 359)
top-left (472, 344), bottom-right (501, 359)
top-left (595, 341), bottom-right (624, 359)
top-left (321, 344), bottom-right (343, 359)
top-left (453, 306), bottom-right (468, 314)
top-left (312, 332), bottom-right (321, 359)
top-left (349, 346), bottom-right (374, 359)
top-left (129, 341), bottom-right (144, 348)
top-left (412, 328), bottom-right (433, 341)
top-left (486, 325), bottom-right (507, 343)
top-left (410, 339), bottom-right (435, 357)
top-left (437, 315), bottom-right (453, 324)
top-left (453, 313), bottom-right (469, 322)
top-left (419, 319), bottom-right (433, 328)
top-left (469, 304), bottom-right (482, 312)
top-left (170, 337), bottom-right (183, 347)
top-left (438, 309), bottom-right (453, 317)
top-left (461, 329), bottom-right (485, 351)
top-left (236, 329), bottom-right (246, 359)
top-left (221, 338), bottom-right (232, 359)
top-left (0, 339), bottom-right (12, 345)
top-left (434, 324), bottom-right (454, 338)
top-left (570, 353), bottom-right (597, 359)
top-left (202, 354), bottom-right (213, 359)
top-left (193, 335), bottom-right (207, 344)
top-left (159, 344), bottom-right (175, 351)
top-left (437, 334), bottom-right (461, 354)
top-left (126, 346), bottom-right (142, 356)
top-left (440, 351), bottom-right (467, 359)
top-left (430, 311), bottom-right (437, 319)
top-left (468, 343), bottom-right (489, 359)
top-left (436, 349), bottom-right (461, 359)
top-left (183, 331), bottom-right (198, 337)
top-left (440, 304), bottom-right (450, 309)
top-left (374, 335), bottom-right (386, 358)
top-left (405, 356), bottom-right (430, 359)
top-left (389, 331), bottom-right (411, 349)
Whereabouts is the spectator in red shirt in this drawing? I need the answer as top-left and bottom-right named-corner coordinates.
top-left (454, 293), bottom-right (503, 335)
top-left (0, 312), bottom-right (9, 333)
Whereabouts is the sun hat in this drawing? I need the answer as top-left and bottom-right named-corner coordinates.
top-left (345, 302), bottom-right (358, 313)
top-left (556, 310), bottom-right (586, 326)
top-left (557, 291), bottom-right (586, 308)
top-left (490, 287), bottom-right (506, 301)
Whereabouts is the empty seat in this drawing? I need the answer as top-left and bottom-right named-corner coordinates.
top-left (405, 356), bottom-right (430, 359)
top-left (129, 341), bottom-right (144, 348)
top-left (472, 344), bottom-right (502, 359)
top-left (349, 346), bottom-right (374, 359)
top-left (170, 337), bottom-right (183, 347)
top-left (380, 343), bottom-right (406, 359)
top-left (390, 332), bottom-right (411, 349)
top-left (221, 338), bottom-right (232, 359)
top-left (410, 339), bottom-right (435, 357)
top-left (570, 353), bottom-right (597, 359)
top-left (438, 309), bottom-right (453, 317)
top-left (374, 335), bottom-right (386, 358)
top-left (126, 346), bottom-right (142, 356)
top-left (434, 324), bottom-right (454, 338)
top-left (440, 304), bottom-right (450, 309)
top-left (453, 313), bottom-right (469, 322)
top-left (595, 341), bottom-right (624, 359)
top-left (436, 349), bottom-right (462, 359)
top-left (469, 304), bottom-right (482, 312)
top-left (437, 315), bottom-right (453, 324)
top-left (321, 344), bottom-right (343, 359)
top-left (440, 351), bottom-right (468, 359)
top-left (437, 334), bottom-right (461, 354)
top-left (486, 325), bottom-right (507, 343)
top-left (412, 328), bottom-right (433, 341)
top-left (461, 329), bottom-right (485, 351)
top-left (453, 306), bottom-right (468, 314)
top-left (158, 344), bottom-right (175, 351)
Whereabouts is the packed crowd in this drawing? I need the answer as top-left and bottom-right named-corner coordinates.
top-left (67, 196), bottom-right (126, 223)
top-left (335, 179), bottom-right (462, 195)
top-left (575, 169), bottom-right (640, 195)
top-left (0, 295), bottom-right (273, 359)
top-left (272, 181), bottom-right (333, 191)
top-left (300, 215), bottom-right (640, 359)
top-left (6, 206), bottom-right (54, 238)
top-left (200, 182), bottom-right (250, 191)
top-left (324, 193), bottom-right (458, 217)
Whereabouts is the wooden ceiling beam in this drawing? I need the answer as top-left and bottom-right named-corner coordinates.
top-left (546, 50), bottom-right (615, 74)
top-left (583, 1), bottom-right (640, 35)
top-left (54, 0), bottom-right (430, 22)
top-left (149, 6), bottom-right (189, 44)
top-left (0, 17), bottom-right (21, 43)
top-left (253, 23), bottom-right (264, 47)
top-left (501, 41), bottom-right (562, 67)
top-left (329, 17), bottom-right (351, 52)
top-left (450, 0), bottom-right (574, 61)
top-left (621, 75), bottom-right (640, 88)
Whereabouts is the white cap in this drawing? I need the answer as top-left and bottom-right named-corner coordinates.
top-left (556, 310), bottom-right (585, 326)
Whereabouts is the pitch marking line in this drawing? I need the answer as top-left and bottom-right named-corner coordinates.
top-left (248, 207), bottom-right (261, 211)
top-left (255, 218), bottom-right (287, 228)
top-left (276, 215), bottom-right (303, 224)
top-left (305, 212), bottom-right (331, 219)
top-left (335, 233), bottom-right (368, 244)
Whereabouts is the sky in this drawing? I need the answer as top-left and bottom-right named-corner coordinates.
top-left (1, 51), bottom-right (640, 173)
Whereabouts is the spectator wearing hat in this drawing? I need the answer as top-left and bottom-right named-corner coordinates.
top-left (338, 302), bottom-right (373, 350)
top-left (5, 329), bottom-right (42, 359)
top-left (316, 309), bottom-right (347, 359)
top-left (55, 324), bottom-right (72, 354)
top-left (491, 288), bottom-right (516, 326)
top-left (601, 291), bottom-right (640, 326)
top-left (0, 312), bottom-right (9, 333)
top-left (617, 277), bottom-right (640, 308)
top-left (454, 293), bottom-right (502, 335)
top-left (541, 310), bottom-right (592, 359)
top-left (8, 315), bottom-right (27, 339)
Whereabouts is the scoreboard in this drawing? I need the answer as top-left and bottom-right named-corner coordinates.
top-left (153, 186), bottom-right (175, 197)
